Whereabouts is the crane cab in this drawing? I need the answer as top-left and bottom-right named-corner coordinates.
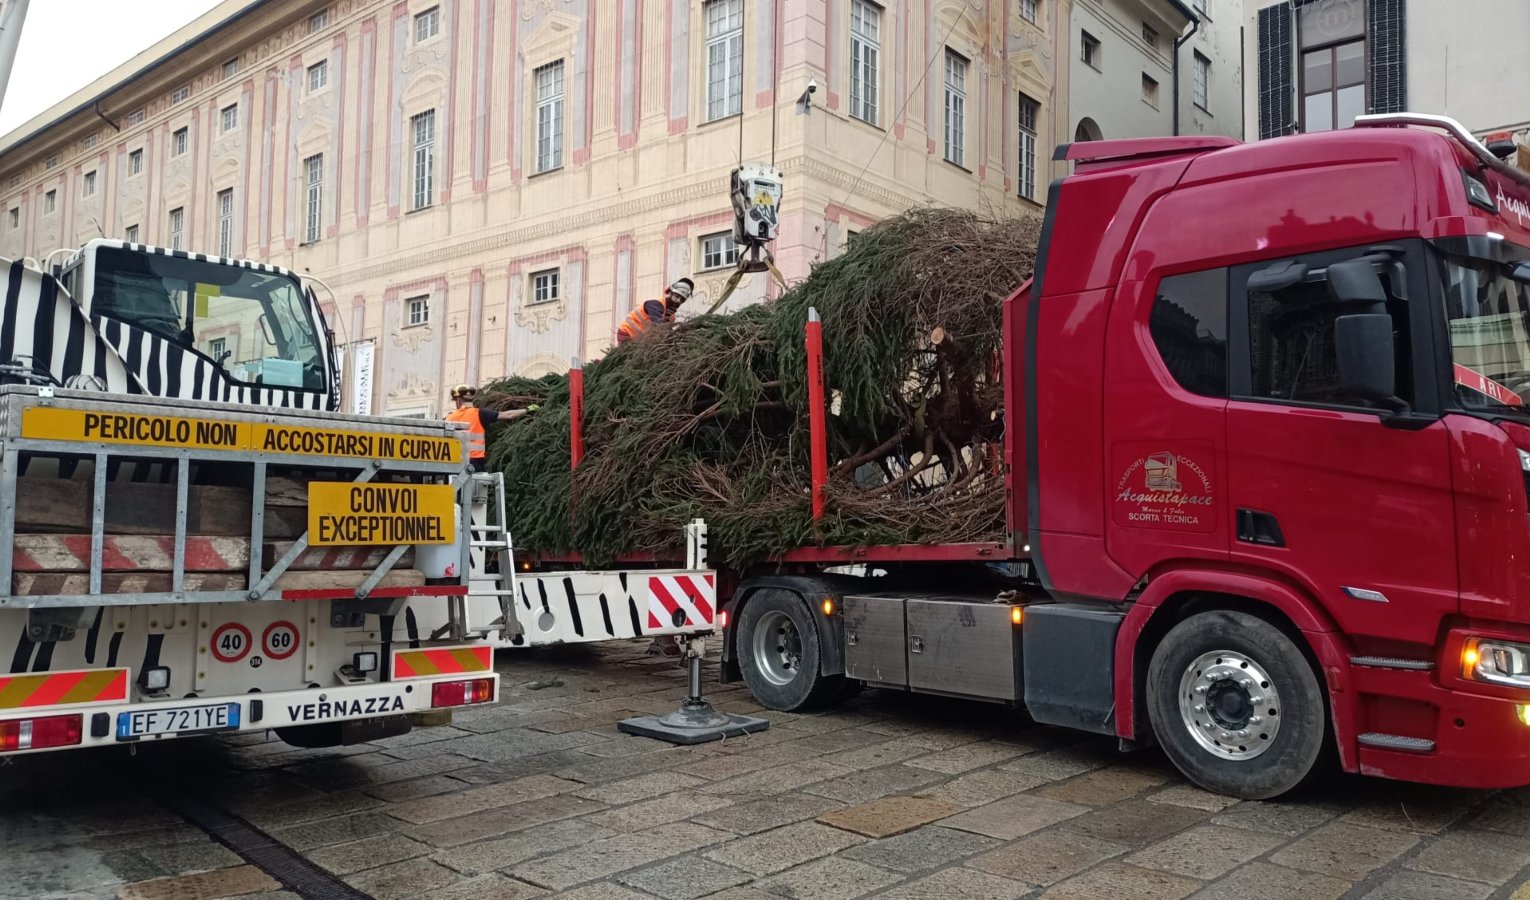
top-left (45, 240), bottom-right (338, 410)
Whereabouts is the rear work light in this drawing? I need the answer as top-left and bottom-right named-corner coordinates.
top-left (431, 678), bottom-right (494, 709)
top-left (0, 714), bottom-right (83, 752)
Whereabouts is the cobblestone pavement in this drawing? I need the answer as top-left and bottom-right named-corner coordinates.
top-left (5, 643), bottom-right (1530, 900)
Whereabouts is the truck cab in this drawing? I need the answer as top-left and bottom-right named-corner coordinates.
top-left (1027, 114), bottom-right (1530, 795)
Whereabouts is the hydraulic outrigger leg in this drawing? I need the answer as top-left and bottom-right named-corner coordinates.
top-left (618, 635), bottom-right (769, 745)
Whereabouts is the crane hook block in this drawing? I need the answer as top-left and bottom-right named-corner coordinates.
top-left (730, 164), bottom-right (784, 246)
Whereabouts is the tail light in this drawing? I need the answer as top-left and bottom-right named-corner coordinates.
top-left (431, 678), bottom-right (494, 708)
top-left (0, 714), bottom-right (83, 752)
top-left (717, 609), bottom-right (729, 630)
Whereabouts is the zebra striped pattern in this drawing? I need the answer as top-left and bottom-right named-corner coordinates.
top-left (65, 241), bottom-right (301, 277)
top-left (4, 245), bottom-right (337, 411)
top-left (95, 317), bottom-right (330, 410)
top-left (3, 258), bottom-right (141, 395)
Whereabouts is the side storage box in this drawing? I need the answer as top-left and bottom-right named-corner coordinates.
top-left (842, 594), bottom-right (908, 689)
top-left (906, 599), bottom-right (1022, 701)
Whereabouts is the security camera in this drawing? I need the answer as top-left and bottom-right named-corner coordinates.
top-left (797, 79), bottom-right (818, 115)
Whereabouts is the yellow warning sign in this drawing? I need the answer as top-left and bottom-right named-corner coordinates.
top-left (20, 408), bottom-right (462, 464)
top-left (253, 424), bottom-right (461, 464)
top-left (308, 482), bottom-right (456, 546)
top-left (22, 407), bottom-right (247, 450)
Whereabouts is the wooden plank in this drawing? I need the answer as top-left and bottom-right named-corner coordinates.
top-left (13, 568), bottom-right (427, 596)
top-left (12, 478), bottom-right (90, 531)
top-left (15, 477), bottom-right (306, 538)
top-left (271, 569), bottom-right (426, 590)
top-left (13, 534), bottom-right (250, 572)
top-left (263, 476), bottom-right (310, 507)
top-left (14, 572), bottom-right (243, 595)
top-left (265, 543), bottom-right (415, 571)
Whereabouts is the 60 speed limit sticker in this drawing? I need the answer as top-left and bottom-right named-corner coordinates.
top-left (263, 621), bottom-right (300, 660)
top-left (210, 623), bottom-right (252, 663)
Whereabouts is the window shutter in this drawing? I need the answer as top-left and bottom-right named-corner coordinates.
top-left (1367, 0), bottom-right (1407, 115)
top-left (1258, 3), bottom-right (1296, 139)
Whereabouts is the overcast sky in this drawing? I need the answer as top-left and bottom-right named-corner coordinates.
top-left (0, 0), bottom-right (222, 137)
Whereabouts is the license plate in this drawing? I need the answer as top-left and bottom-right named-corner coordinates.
top-left (116, 702), bottom-right (240, 740)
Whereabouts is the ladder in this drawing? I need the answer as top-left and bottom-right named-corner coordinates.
top-left (432, 471), bottom-right (520, 642)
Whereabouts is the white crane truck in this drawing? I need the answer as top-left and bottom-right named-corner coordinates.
top-left (0, 3), bottom-right (724, 757)
top-left (0, 240), bottom-right (719, 756)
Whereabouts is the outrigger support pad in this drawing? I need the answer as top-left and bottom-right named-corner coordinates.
top-left (618, 637), bottom-right (769, 745)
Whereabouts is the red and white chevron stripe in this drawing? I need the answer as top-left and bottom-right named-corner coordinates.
top-left (12, 535), bottom-right (248, 572)
top-left (11, 537), bottom-right (408, 572)
top-left (646, 573), bottom-right (716, 630)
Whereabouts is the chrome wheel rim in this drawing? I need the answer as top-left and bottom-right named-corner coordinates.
top-left (1178, 649), bottom-right (1282, 761)
top-left (751, 610), bottom-right (802, 687)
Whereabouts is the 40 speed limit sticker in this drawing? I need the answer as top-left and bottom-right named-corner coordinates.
top-left (210, 623), bottom-right (252, 663)
top-left (263, 621), bottom-right (300, 660)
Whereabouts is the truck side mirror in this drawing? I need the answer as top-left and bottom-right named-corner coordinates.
top-left (1326, 258), bottom-right (1387, 307)
top-left (1513, 261), bottom-right (1530, 284)
top-left (1334, 313), bottom-right (1397, 403)
top-left (1248, 260), bottom-right (1309, 294)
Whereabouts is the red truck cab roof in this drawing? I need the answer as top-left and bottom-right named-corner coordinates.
top-left (1040, 114), bottom-right (1530, 300)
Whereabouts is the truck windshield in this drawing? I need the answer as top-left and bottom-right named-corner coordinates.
top-left (1440, 250), bottom-right (1530, 413)
top-left (92, 246), bottom-right (323, 391)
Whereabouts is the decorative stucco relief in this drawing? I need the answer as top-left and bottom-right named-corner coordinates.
top-left (387, 370), bottom-right (437, 405)
top-left (403, 40), bottom-right (450, 75)
top-left (515, 298), bottom-right (568, 333)
top-left (522, 0), bottom-right (580, 21)
top-left (297, 89), bottom-right (338, 122)
top-left (394, 322), bottom-right (436, 352)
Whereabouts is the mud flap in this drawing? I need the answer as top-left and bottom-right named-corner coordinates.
top-left (274, 714), bottom-right (412, 748)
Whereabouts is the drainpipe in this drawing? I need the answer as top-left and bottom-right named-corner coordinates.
top-left (1239, 25), bottom-right (1247, 140)
top-left (1173, 15), bottom-right (1202, 136)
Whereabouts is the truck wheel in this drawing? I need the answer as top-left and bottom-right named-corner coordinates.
top-left (737, 589), bottom-right (844, 711)
top-left (1147, 610), bottom-right (1327, 800)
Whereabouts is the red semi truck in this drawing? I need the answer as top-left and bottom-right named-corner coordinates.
top-left (542, 114), bottom-right (1530, 799)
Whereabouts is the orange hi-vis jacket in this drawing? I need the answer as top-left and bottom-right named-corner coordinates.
top-left (617, 299), bottom-right (672, 344)
top-left (444, 406), bottom-right (487, 459)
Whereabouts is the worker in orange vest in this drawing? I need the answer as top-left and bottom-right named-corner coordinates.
top-left (616, 278), bottom-right (693, 345)
top-left (446, 384), bottom-right (533, 471)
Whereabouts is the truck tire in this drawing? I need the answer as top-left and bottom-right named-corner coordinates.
top-left (736, 589), bottom-right (846, 711)
top-left (1146, 610), bottom-right (1327, 800)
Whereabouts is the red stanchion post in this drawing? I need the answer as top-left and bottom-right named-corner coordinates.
top-left (805, 308), bottom-right (827, 523)
top-left (569, 357), bottom-right (585, 471)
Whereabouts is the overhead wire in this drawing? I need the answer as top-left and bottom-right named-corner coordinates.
top-left (833, 4), bottom-right (973, 217)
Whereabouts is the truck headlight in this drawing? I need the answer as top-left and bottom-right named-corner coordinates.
top-left (1463, 638), bottom-right (1530, 687)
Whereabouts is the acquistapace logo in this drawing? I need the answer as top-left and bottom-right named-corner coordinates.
top-left (1497, 184), bottom-right (1530, 227)
top-left (1112, 445), bottom-right (1218, 535)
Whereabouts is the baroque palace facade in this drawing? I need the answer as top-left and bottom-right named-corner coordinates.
top-left (1, 0), bottom-right (1093, 416)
